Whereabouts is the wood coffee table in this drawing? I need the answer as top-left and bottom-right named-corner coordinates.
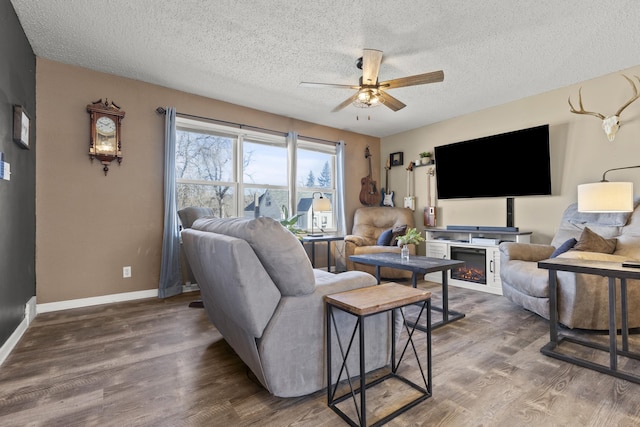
top-left (349, 252), bottom-right (465, 330)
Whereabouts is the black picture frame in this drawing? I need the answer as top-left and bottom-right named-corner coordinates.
top-left (390, 151), bottom-right (403, 167)
top-left (13, 105), bottom-right (30, 149)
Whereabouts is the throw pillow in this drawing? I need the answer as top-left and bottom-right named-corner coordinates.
top-left (573, 227), bottom-right (617, 254)
top-left (390, 225), bottom-right (408, 247)
top-left (376, 228), bottom-right (393, 246)
top-left (550, 238), bottom-right (577, 258)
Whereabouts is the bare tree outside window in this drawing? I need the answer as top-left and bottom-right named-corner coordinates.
top-left (175, 130), bottom-right (252, 217)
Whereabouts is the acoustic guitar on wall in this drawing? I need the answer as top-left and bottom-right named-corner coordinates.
top-left (359, 146), bottom-right (381, 206)
top-left (380, 157), bottom-right (395, 207)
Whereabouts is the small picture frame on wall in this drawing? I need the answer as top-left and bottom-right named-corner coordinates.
top-left (13, 105), bottom-right (30, 149)
top-left (390, 151), bottom-right (403, 167)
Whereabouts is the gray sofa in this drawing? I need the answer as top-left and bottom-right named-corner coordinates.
top-left (181, 216), bottom-right (397, 397)
top-left (499, 201), bottom-right (640, 330)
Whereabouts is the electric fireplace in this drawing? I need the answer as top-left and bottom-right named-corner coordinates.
top-left (449, 246), bottom-right (487, 285)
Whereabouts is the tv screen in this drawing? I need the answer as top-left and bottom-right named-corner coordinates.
top-left (434, 124), bottom-right (551, 200)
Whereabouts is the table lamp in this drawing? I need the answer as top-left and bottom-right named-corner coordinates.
top-left (310, 192), bottom-right (331, 237)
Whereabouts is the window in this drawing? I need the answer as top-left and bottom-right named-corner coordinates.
top-left (175, 119), bottom-right (338, 232)
top-left (296, 139), bottom-right (336, 232)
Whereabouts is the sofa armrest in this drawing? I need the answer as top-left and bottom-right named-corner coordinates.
top-left (344, 234), bottom-right (365, 246)
top-left (257, 270), bottom-right (395, 397)
top-left (499, 242), bottom-right (555, 262)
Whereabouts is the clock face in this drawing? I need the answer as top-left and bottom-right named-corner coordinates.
top-left (96, 116), bottom-right (116, 134)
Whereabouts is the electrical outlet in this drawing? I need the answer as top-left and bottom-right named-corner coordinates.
top-left (123, 266), bottom-right (132, 278)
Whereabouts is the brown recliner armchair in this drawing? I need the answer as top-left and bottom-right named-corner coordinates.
top-left (345, 207), bottom-right (415, 280)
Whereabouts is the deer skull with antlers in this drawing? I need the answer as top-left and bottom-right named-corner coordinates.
top-left (568, 74), bottom-right (640, 142)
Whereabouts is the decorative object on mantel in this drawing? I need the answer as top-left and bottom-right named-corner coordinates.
top-left (568, 74), bottom-right (640, 142)
top-left (577, 165), bottom-right (640, 213)
top-left (87, 98), bottom-right (125, 175)
top-left (12, 105), bottom-right (30, 149)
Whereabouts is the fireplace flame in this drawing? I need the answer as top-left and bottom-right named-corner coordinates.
top-left (452, 266), bottom-right (486, 284)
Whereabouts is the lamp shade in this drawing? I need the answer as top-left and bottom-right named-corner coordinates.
top-left (577, 182), bottom-right (634, 212)
top-left (312, 197), bottom-right (331, 212)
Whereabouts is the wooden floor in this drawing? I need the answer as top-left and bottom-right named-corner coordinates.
top-left (1, 281), bottom-right (640, 426)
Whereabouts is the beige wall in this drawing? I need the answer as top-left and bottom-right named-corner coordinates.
top-left (36, 59), bottom-right (379, 303)
top-left (382, 65), bottom-right (640, 248)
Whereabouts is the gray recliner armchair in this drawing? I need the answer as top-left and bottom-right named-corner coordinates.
top-left (182, 216), bottom-right (398, 397)
top-left (499, 201), bottom-right (640, 330)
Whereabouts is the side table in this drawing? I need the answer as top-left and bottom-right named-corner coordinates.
top-left (302, 234), bottom-right (344, 272)
top-left (325, 282), bottom-right (432, 426)
top-left (538, 257), bottom-right (640, 384)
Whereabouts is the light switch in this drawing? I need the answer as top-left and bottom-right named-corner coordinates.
top-left (0, 161), bottom-right (9, 181)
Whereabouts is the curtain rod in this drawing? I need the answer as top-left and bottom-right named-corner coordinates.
top-left (155, 107), bottom-right (286, 137)
top-left (156, 107), bottom-right (339, 145)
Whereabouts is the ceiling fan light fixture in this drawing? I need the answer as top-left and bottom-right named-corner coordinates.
top-left (353, 89), bottom-right (385, 108)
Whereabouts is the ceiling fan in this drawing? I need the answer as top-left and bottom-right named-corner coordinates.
top-left (300, 49), bottom-right (444, 112)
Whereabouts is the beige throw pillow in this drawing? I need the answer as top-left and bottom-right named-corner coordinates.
top-left (573, 227), bottom-right (617, 254)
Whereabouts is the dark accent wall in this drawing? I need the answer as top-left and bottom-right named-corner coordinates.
top-left (0, 0), bottom-right (36, 347)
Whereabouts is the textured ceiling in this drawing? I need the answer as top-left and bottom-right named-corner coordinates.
top-left (10, 0), bottom-right (640, 137)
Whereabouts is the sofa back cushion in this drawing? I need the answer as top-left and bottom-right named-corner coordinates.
top-left (352, 207), bottom-right (414, 246)
top-left (181, 229), bottom-right (281, 338)
top-left (192, 216), bottom-right (315, 296)
top-left (551, 203), bottom-right (628, 248)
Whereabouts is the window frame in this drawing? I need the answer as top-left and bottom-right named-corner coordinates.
top-left (175, 117), bottom-right (339, 232)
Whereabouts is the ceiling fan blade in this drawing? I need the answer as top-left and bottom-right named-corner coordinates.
top-left (362, 49), bottom-right (383, 85)
top-left (379, 70), bottom-right (444, 89)
top-left (332, 93), bottom-right (360, 112)
top-left (299, 82), bottom-right (359, 89)
top-left (380, 91), bottom-right (406, 111)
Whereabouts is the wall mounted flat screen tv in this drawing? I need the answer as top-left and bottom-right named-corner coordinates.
top-left (434, 124), bottom-right (551, 200)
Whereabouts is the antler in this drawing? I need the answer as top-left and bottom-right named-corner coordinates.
top-left (568, 88), bottom-right (605, 119)
top-left (615, 75), bottom-right (640, 116)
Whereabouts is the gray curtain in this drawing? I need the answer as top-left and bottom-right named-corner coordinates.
top-left (286, 132), bottom-right (297, 215)
top-left (336, 140), bottom-right (347, 235)
top-left (158, 107), bottom-right (182, 298)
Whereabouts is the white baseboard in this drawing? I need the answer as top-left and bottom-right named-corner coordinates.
top-left (37, 289), bottom-right (159, 314)
top-left (182, 283), bottom-right (200, 293)
top-left (0, 296), bottom-right (36, 367)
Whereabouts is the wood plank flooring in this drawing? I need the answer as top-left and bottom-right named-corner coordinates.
top-left (1, 281), bottom-right (639, 426)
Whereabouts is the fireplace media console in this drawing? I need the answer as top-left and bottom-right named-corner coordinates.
top-left (424, 227), bottom-right (532, 295)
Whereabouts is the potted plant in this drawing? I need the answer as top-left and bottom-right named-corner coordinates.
top-left (419, 151), bottom-right (432, 165)
top-left (396, 227), bottom-right (425, 260)
top-left (279, 205), bottom-right (304, 240)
